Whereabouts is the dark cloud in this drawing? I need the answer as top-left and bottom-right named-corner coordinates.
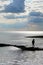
top-left (28, 11), bottom-right (43, 23)
top-left (29, 11), bottom-right (43, 17)
top-left (0, 0), bottom-right (25, 13)
top-left (29, 17), bottom-right (43, 23)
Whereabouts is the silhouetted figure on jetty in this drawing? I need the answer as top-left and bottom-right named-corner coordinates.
top-left (32, 39), bottom-right (35, 47)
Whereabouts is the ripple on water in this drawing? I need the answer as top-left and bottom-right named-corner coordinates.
top-left (0, 47), bottom-right (43, 65)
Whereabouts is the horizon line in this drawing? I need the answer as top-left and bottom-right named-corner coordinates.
top-left (0, 31), bottom-right (43, 34)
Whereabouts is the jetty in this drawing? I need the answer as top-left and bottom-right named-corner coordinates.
top-left (0, 44), bottom-right (43, 51)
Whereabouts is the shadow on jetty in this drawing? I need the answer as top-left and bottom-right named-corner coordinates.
top-left (14, 45), bottom-right (43, 51)
top-left (0, 44), bottom-right (12, 47)
top-left (0, 44), bottom-right (43, 51)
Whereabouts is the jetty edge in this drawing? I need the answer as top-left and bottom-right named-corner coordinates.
top-left (0, 44), bottom-right (43, 51)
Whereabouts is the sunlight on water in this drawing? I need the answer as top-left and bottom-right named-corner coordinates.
top-left (0, 32), bottom-right (43, 65)
top-left (0, 47), bottom-right (43, 65)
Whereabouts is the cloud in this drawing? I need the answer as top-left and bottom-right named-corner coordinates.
top-left (29, 11), bottom-right (43, 17)
top-left (29, 11), bottom-right (41, 16)
top-left (0, 0), bottom-right (25, 13)
top-left (3, 15), bottom-right (28, 19)
top-left (28, 11), bottom-right (43, 23)
top-left (29, 17), bottom-right (43, 23)
top-left (27, 11), bottom-right (43, 31)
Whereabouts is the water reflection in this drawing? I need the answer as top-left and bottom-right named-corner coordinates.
top-left (9, 49), bottom-right (37, 65)
top-left (0, 47), bottom-right (43, 65)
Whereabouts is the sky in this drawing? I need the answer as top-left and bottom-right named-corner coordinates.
top-left (0, 0), bottom-right (43, 31)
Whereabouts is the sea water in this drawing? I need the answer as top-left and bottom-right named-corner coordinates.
top-left (0, 32), bottom-right (43, 65)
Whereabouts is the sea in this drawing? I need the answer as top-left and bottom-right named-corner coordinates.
top-left (0, 31), bottom-right (43, 65)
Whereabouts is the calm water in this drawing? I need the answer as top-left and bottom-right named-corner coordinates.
top-left (0, 32), bottom-right (43, 65)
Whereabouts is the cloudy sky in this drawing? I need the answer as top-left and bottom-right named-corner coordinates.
top-left (0, 0), bottom-right (43, 31)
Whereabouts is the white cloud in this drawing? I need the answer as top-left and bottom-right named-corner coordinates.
top-left (0, 13), bottom-right (28, 24)
top-left (31, 0), bottom-right (43, 12)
